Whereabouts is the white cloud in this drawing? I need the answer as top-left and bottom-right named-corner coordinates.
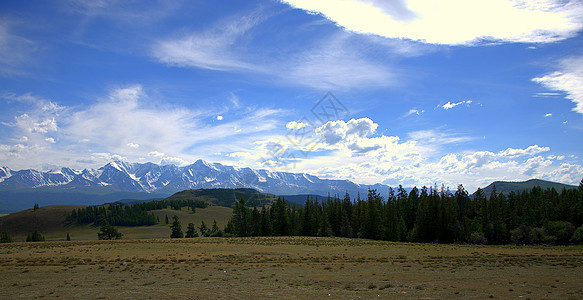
top-left (532, 55), bottom-right (583, 114)
top-left (499, 145), bottom-right (550, 157)
top-left (286, 121), bottom-right (308, 130)
top-left (408, 129), bottom-right (474, 145)
top-left (440, 100), bottom-right (472, 110)
top-left (217, 115), bottom-right (223, 121)
top-left (0, 22), bottom-right (38, 76)
top-left (280, 0), bottom-right (583, 45)
top-left (152, 14), bottom-right (395, 90)
top-left (65, 85), bottom-right (199, 157)
top-left (148, 151), bottom-right (165, 157)
top-left (160, 156), bottom-right (190, 166)
top-left (404, 108), bottom-right (424, 117)
top-left (1, 86), bottom-right (288, 170)
top-left (545, 113), bottom-right (553, 117)
top-left (316, 117), bottom-right (378, 145)
top-left (152, 13), bottom-right (263, 72)
top-left (283, 35), bottom-right (395, 89)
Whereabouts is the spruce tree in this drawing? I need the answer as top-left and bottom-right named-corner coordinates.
top-left (185, 223), bottom-right (198, 238)
top-left (66, 232), bottom-right (71, 241)
top-left (199, 220), bottom-right (208, 237)
top-left (210, 220), bottom-right (222, 237)
top-left (170, 215), bottom-right (183, 238)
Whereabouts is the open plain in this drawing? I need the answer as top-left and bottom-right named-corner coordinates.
top-left (1, 237), bottom-right (582, 299)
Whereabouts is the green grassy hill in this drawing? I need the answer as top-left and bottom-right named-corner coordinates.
top-left (479, 179), bottom-right (578, 196)
top-left (0, 204), bottom-right (233, 242)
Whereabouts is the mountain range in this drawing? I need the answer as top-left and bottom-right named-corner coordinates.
top-left (0, 160), bottom-right (390, 213)
top-left (1, 160), bottom-right (578, 214)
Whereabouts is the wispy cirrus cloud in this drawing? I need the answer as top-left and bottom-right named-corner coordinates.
top-left (533, 55), bottom-right (583, 114)
top-left (280, 0), bottom-right (583, 45)
top-left (152, 13), bottom-right (396, 90)
top-left (0, 22), bottom-right (39, 77)
top-left (152, 12), bottom-right (264, 72)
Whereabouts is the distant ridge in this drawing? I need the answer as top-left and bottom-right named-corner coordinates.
top-left (479, 179), bottom-right (578, 197)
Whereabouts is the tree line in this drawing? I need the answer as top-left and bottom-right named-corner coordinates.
top-left (225, 182), bottom-right (583, 245)
top-left (66, 198), bottom-right (208, 226)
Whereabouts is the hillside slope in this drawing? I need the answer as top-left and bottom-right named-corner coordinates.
top-left (479, 179), bottom-right (578, 196)
top-left (0, 204), bottom-right (233, 242)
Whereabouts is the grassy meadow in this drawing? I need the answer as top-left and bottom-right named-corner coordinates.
top-left (1, 237), bottom-right (582, 299)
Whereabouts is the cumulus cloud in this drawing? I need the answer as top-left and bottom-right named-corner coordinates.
top-left (545, 113), bottom-right (553, 117)
top-left (532, 55), bottom-right (583, 114)
top-left (286, 121), bottom-right (308, 130)
top-left (280, 0), bottom-right (583, 45)
top-left (216, 115), bottom-right (223, 121)
top-left (316, 117), bottom-right (378, 145)
top-left (127, 142), bottom-right (139, 149)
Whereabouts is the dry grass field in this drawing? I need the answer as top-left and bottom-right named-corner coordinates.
top-left (1, 237), bottom-right (582, 299)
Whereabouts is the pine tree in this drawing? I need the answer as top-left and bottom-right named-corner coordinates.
top-left (170, 215), bottom-right (183, 238)
top-left (199, 220), bottom-right (208, 237)
top-left (66, 232), bottom-right (71, 241)
top-left (210, 220), bottom-right (222, 237)
top-left (185, 223), bottom-right (198, 238)
top-left (165, 215), bottom-right (169, 225)
top-left (232, 198), bottom-right (251, 236)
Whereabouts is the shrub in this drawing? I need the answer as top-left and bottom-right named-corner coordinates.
top-left (529, 227), bottom-right (555, 245)
top-left (545, 221), bottom-right (575, 246)
top-left (98, 219), bottom-right (123, 240)
top-left (571, 226), bottom-right (583, 244)
top-left (470, 231), bottom-right (487, 245)
top-left (510, 225), bottom-right (531, 245)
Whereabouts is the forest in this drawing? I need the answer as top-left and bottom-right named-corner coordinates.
top-left (67, 198), bottom-right (208, 226)
top-left (226, 182), bottom-right (583, 245)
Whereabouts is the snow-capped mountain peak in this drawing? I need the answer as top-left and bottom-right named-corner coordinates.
top-left (0, 160), bottom-right (388, 196)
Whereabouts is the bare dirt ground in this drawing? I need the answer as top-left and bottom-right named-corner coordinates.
top-left (1, 237), bottom-right (581, 299)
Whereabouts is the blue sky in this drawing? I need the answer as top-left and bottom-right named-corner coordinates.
top-left (1, 0), bottom-right (582, 191)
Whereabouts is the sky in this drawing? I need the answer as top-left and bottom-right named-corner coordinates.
top-left (1, 0), bottom-right (583, 192)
